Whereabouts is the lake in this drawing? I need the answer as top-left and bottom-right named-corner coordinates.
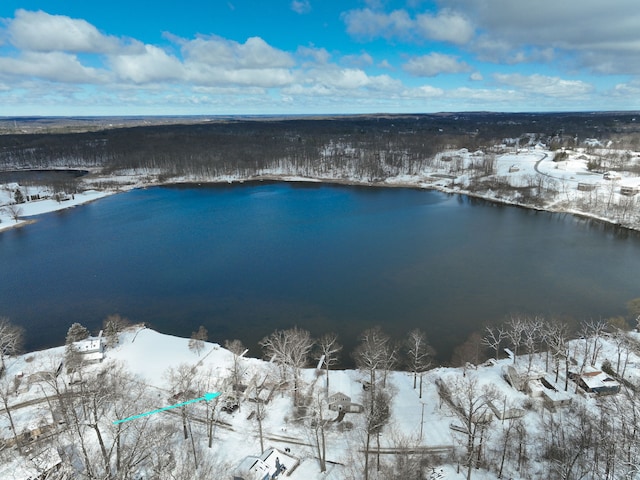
top-left (2, 182), bottom-right (639, 364)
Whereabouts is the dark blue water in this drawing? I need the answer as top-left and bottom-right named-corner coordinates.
top-left (2, 183), bottom-right (639, 363)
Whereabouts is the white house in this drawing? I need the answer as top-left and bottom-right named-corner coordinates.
top-left (232, 447), bottom-right (298, 480)
top-left (72, 333), bottom-right (105, 363)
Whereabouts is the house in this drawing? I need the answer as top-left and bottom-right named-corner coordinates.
top-left (327, 392), bottom-right (364, 413)
top-left (72, 333), bottom-right (105, 364)
top-left (569, 367), bottom-right (621, 395)
top-left (232, 447), bottom-right (299, 480)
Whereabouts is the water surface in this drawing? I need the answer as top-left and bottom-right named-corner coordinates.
top-left (2, 183), bottom-right (639, 363)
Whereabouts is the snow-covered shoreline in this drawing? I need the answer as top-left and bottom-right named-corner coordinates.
top-left (2, 146), bottom-right (640, 233)
top-left (3, 323), bottom-right (640, 479)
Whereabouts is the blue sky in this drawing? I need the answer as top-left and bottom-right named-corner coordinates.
top-left (1, 0), bottom-right (639, 115)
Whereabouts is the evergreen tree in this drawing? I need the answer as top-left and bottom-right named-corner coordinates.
top-left (66, 322), bottom-right (90, 344)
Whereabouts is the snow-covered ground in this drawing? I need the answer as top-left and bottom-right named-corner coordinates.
top-left (2, 325), bottom-right (640, 479)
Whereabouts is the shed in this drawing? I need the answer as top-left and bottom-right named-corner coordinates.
top-left (569, 368), bottom-right (620, 395)
top-left (620, 185), bottom-right (640, 196)
top-left (577, 183), bottom-right (597, 192)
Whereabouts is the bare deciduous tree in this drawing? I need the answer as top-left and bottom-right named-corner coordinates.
top-left (3, 204), bottom-right (23, 223)
top-left (317, 332), bottom-right (342, 392)
top-left (482, 325), bottom-right (506, 361)
top-left (0, 317), bottom-right (23, 374)
top-left (354, 326), bottom-right (390, 398)
top-left (260, 326), bottom-right (313, 405)
top-left (406, 328), bottom-right (433, 398)
top-left (189, 325), bottom-right (208, 356)
top-left (224, 339), bottom-right (247, 391)
top-left (363, 389), bottom-right (391, 480)
top-left (505, 315), bottom-right (527, 364)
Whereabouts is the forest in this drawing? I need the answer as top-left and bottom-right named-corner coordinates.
top-left (2, 113), bottom-right (640, 188)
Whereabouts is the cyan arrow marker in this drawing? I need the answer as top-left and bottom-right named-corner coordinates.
top-left (113, 392), bottom-right (220, 425)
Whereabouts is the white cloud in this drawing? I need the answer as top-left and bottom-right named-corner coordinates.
top-left (0, 51), bottom-right (108, 83)
top-left (343, 7), bottom-right (473, 45)
top-left (291, 0), bottom-right (311, 14)
top-left (180, 35), bottom-right (294, 69)
top-left (493, 73), bottom-right (593, 97)
top-left (403, 53), bottom-right (471, 77)
top-left (342, 8), bottom-right (413, 40)
top-left (109, 45), bottom-right (184, 84)
top-left (444, 0), bottom-right (640, 73)
top-left (297, 46), bottom-right (331, 65)
top-left (8, 10), bottom-right (122, 54)
top-left (470, 72), bottom-right (483, 81)
top-left (415, 9), bottom-right (473, 45)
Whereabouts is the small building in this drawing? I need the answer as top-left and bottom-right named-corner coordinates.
top-left (72, 334), bottom-right (105, 364)
top-left (232, 447), bottom-right (298, 480)
top-left (577, 183), bottom-right (597, 192)
top-left (620, 185), bottom-right (640, 196)
top-left (569, 367), bottom-right (620, 395)
top-left (328, 392), bottom-right (364, 413)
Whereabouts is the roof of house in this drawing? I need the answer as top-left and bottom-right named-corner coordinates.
top-left (580, 371), bottom-right (619, 391)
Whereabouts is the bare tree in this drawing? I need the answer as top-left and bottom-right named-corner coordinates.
top-left (195, 366), bottom-right (222, 449)
top-left (583, 319), bottom-right (608, 366)
top-left (354, 326), bottom-right (390, 398)
top-left (482, 325), bottom-right (506, 361)
top-left (260, 326), bottom-right (313, 405)
top-left (505, 315), bottom-right (527, 364)
top-left (522, 316), bottom-right (543, 376)
top-left (189, 325), bottom-right (208, 356)
top-left (165, 363), bottom-right (199, 441)
top-left (363, 389), bottom-right (391, 480)
top-left (3, 204), bottom-right (23, 223)
top-left (406, 328), bottom-right (433, 398)
top-left (224, 339), bottom-right (247, 392)
top-left (546, 321), bottom-right (570, 387)
top-left (0, 317), bottom-right (23, 374)
top-left (0, 373), bottom-right (21, 453)
top-left (449, 376), bottom-right (495, 480)
top-left (317, 332), bottom-right (342, 391)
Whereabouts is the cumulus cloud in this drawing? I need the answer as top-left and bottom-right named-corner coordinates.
top-left (8, 9), bottom-right (122, 54)
top-left (415, 10), bottom-right (473, 45)
top-left (297, 46), bottom-right (331, 65)
top-left (109, 45), bottom-right (184, 84)
top-left (180, 35), bottom-right (294, 70)
top-left (343, 7), bottom-right (474, 45)
top-left (403, 53), bottom-right (471, 77)
top-left (493, 73), bottom-right (593, 97)
top-left (0, 51), bottom-right (108, 83)
top-left (444, 0), bottom-right (640, 73)
top-left (342, 9), bottom-right (413, 40)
